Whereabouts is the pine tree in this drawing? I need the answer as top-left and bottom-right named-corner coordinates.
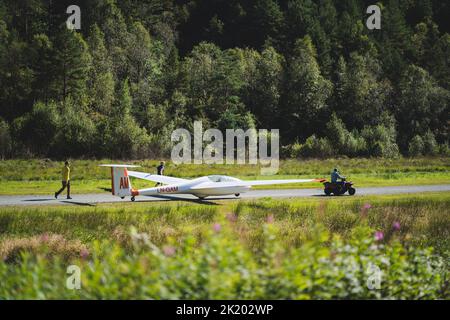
top-left (54, 26), bottom-right (92, 107)
top-left (116, 79), bottom-right (132, 115)
top-left (0, 33), bottom-right (34, 120)
top-left (98, 0), bottom-right (131, 81)
top-left (30, 33), bottom-right (58, 103)
top-left (281, 36), bottom-right (332, 141)
top-left (377, 0), bottom-right (412, 79)
top-left (396, 65), bottom-right (449, 150)
top-left (110, 78), bottom-right (150, 158)
top-left (333, 53), bottom-right (392, 129)
top-left (87, 24), bottom-right (115, 115)
top-left (243, 46), bottom-right (284, 128)
top-left (248, 0), bottom-right (283, 49)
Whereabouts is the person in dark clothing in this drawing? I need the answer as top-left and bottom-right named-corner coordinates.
top-left (157, 161), bottom-right (165, 175)
top-left (331, 168), bottom-right (344, 183)
top-left (331, 168), bottom-right (345, 190)
top-left (155, 161), bottom-right (165, 187)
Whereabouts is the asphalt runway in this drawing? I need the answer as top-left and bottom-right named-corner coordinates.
top-left (0, 184), bottom-right (449, 207)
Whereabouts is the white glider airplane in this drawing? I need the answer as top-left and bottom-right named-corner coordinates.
top-left (101, 164), bottom-right (325, 201)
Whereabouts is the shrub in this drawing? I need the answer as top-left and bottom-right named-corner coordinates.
top-left (216, 97), bottom-right (256, 131)
top-left (0, 224), bottom-right (447, 299)
top-left (344, 131), bottom-right (367, 156)
top-left (298, 135), bottom-right (335, 158)
top-left (325, 114), bottom-right (366, 157)
top-left (147, 123), bottom-right (175, 158)
top-left (408, 135), bottom-right (424, 156)
top-left (11, 101), bottom-right (60, 156)
top-left (438, 143), bottom-right (450, 156)
top-left (362, 125), bottom-right (399, 158)
top-left (109, 114), bottom-right (151, 158)
top-left (294, 113), bottom-right (401, 158)
top-left (0, 118), bottom-right (11, 159)
top-left (288, 141), bottom-right (303, 158)
top-left (422, 131), bottom-right (439, 156)
top-left (52, 98), bottom-right (97, 157)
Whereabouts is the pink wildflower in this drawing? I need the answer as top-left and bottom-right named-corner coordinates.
top-left (226, 213), bottom-right (237, 223)
top-left (374, 231), bottom-right (384, 241)
top-left (213, 223), bottom-right (221, 233)
top-left (80, 248), bottom-right (89, 259)
top-left (163, 245), bottom-right (176, 257)
top-left (392, 221), bottom-right (401, 231)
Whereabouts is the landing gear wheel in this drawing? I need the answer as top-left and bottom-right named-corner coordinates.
top-left (198, 196), bottom-right (205, 200)
top-left (131, 196), bottom-right (135, 202)
top-left (121, 197), bottom-right (125, 199)
top-left (348, 187), bottom-right (356, 196)
top-left (235, 193), bottom-right (240, 197)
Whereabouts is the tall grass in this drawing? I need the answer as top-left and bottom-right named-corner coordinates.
top-left (0, 194), bottom-right (448, 253)
top-left (0, 194), bottom-right (448, 299)
top-left (0, 223), bottom-right (447, 299)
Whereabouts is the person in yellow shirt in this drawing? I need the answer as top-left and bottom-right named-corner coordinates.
top-left (55, 161), bottom-right (72, 199)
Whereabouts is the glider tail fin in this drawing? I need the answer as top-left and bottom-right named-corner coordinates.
top-left (100, 164), bottom-right (140, 197)
top-left (111, 166), bottom-right (132, 197)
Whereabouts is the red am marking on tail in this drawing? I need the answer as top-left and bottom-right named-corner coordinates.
top-left (119, 176), bottom-right (129, 189)
top-left (118, 168), bottom-right (130, 190)
top-left (315, 178), bottom-right (327, 183)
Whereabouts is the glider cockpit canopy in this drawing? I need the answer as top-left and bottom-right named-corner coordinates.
top-left (207, 175), bottom-right (241, 183)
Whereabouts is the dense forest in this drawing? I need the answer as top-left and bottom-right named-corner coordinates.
top-left (0, 0), bottom-right (448, 159)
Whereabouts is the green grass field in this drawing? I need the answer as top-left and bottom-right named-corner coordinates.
top-left (0, 157), bottom-right (449, 195)
top-left (0, 192), bottom-right (449, 299)
top-left (1, 158), bottom-right (449, 299)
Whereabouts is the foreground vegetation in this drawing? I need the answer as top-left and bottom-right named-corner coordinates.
top-left (0, 157), bottom-right (449, 195)
top-left (0, 193), bottom-right (448, 299)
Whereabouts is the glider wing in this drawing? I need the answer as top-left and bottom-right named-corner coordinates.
top-left (127, 170), bottom-right (189, 185)
top-left (239, 178), bottom-right (325, 186)
top-left (190, 179), bottom-right (325, 190)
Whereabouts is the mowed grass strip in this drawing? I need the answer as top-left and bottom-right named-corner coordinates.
top-left (0, 157), bottom-right (449, 195)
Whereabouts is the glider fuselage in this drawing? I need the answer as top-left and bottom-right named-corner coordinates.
top-left (135, 176), bottom-right (250, 198)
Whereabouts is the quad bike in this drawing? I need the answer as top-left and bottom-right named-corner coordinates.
top-left (323, 178), bottom-right (356, 196)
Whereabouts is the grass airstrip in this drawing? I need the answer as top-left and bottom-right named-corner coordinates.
top-left (0, 157), bottom-right (448, 195)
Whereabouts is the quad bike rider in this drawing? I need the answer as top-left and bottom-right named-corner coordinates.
top-left (323, 168), bottom-right (356, 196)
